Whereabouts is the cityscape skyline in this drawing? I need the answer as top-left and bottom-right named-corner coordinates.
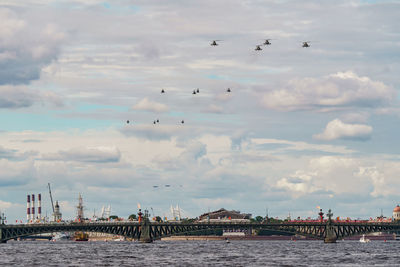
top-left (1, 0), bottom-right (400, 222)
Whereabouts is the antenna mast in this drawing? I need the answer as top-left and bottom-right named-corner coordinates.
top-left (48, 183), bottom-right (55, 213)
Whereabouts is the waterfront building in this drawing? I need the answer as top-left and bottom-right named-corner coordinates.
top-left (198, 208), bottom-right (251, 222)
top-left (393, 205), bottom-right (400, 221)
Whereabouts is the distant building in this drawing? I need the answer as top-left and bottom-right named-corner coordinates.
top-left (198, 208), bottom-right (251, 222)
top-left (393, 205), bottom-right (400, 221)
top-left (53, 201), bottom-right (62, 221)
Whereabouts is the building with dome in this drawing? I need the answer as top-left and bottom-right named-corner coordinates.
top-left (393, 205), bottom-right (400, 221)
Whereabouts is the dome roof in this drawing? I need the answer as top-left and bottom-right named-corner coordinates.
top-left (393, 205), bottom-right (400, 213)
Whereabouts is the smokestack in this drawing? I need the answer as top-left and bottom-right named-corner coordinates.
top-left (27, 195), bottom-right (31, 222)
top-left (31, 194), bottom-right (35, 221)
top-left (38, 193), bottom-right (42, 220)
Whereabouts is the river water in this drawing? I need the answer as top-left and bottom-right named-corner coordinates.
top-left (1, 240), bottom-right (399, 266)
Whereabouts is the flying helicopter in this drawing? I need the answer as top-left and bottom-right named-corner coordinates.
top-left (255, 45), bottom-right (262, 51)
top-left (126, 120), bottom-right (130, 124)
top-left (153, 185), bottom-right (159, 188)
top-left (263, 39), bottom-right (273, 45)
top-left (226, 88), bottom-right (231, 93)
top-left (181, 120), bottom-right (184, 124)
top-left (161, 89), bottom-right (165, 93)
top-left (156, 119), bottom-right (159, 123)
top-left (196, 88), bottom-right (200, 93)
top-left (192, 90), bottom-right (196, 95)
top-left (210, 40), bottom-right (222, 46)
top-left (302, 41), bottom-right (311, 48)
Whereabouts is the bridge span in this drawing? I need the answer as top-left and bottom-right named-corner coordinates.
top-left (2, 219), bottom-right (400, 243)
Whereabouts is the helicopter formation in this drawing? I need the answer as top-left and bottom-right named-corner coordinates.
top-left (210, 39), bottom-right (313, 50)
top-left (126, 86), bottom-right (231, 125)
top-left (126, 38), bottom-right (311, 125)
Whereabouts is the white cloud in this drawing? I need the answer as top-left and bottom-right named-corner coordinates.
top-left (313, 119), bottom-right (372, 141)
top-left (0, 159), bottom-right (36, 186)
top-left (0, 85), bottom-right (63, 108)
top-left (132, 97), bottom-right (169, 113)
top-left (0, 8), bottom-right (66, 85)
top-left (260, 71), bottom-right (396, 112)
top-left (42, 146), bottom-right (121, 163)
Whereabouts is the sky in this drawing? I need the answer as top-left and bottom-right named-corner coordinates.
top-left (1, 0), bottom-right (400, 222)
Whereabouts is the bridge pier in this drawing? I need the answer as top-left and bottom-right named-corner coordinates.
top-left (138, 211), bottom-right (153, 243)
top-left (324, 209), bottom-right (337, 243)
top-left (0, 228), bottom-right (5, 243)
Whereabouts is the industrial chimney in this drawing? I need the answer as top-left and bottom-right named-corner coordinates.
top-left (38, 193), bottom-right (42, 220)
top-left (31, 194), bottom-right (35, 221)
top-left (27, 195), bottom-right (31, 222)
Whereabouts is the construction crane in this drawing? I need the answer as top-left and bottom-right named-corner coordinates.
top-left (48, 183), bottom-right (55, 214)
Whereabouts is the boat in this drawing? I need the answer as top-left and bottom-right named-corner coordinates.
top-left (113, 236), bottom-right (126, 242)
top-left (74, 232), bottom-right (89, 241)
top-left (359, 234), bottom-right (370, 243)
top-left (51, 232), bottom-right (71, 241)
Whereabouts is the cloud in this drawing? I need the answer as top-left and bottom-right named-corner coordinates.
top-left (0, 145), bottom-right (38, 160)
top-left (42, 146), bottom-right (121, 163)
top-left (121, 124), bottom-right (190, 141)
top-left (0, 8), bottom-right (65, 85)
top-left (313, 119), bottom-right (372, 141)
top-left (0, 159), bottom-right (35, 186)
top-left (0, 85), bottom-right (63, 108)
top-left (132, 97), bottom-right (168, 113)
top-left (260, 71), bottom-right (396, 112)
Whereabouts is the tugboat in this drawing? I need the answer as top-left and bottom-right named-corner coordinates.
top-left (74, 232), bottom-right (89, 241)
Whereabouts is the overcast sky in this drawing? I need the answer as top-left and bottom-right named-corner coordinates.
top-left (1, 0), bottom-right (400, 222)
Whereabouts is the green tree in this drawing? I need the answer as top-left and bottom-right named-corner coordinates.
top-left (128, 214), bottom-right (137, 221)
top-left (109, 215), bottom-right (119, 220)
top-left (255, 216), bottom-right (264, 222)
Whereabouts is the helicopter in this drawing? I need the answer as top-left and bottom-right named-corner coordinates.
top-left (196, 88), bottom-right (200, 93)
top-left (263, 39), bottom-right (273, 45)
top-left (210, 40), bottom-right (222, 46)
top-left (161, 89), bottom-right (165, 93)
top-left (302, 41), bottom-right (311, 48)
top-left (192, 90), bottom-right (196, 95)
top-left (181, 120), bottom-right (184, 124)
top-left (255, 45), bottom-right (262, 51)
top-left (226, 88), bottom-right (231, 93)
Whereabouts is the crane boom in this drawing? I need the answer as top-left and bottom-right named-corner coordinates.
top-left (48, 183), bottom-right (55, 213)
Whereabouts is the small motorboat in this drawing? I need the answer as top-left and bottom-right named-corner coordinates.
top-left (359, 234), bottom-right (370, 243)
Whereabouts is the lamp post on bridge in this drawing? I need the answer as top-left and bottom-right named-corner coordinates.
top-left (138, 208), bottom-right (153, 243)
top-left (324, 209), bottom-right (337, 243)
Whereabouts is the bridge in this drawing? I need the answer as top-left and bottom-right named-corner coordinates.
top-left (2, 214), bottom-right (400, 243)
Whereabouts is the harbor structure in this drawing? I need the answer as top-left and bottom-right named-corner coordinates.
top-left (77, 194), bottom-right (84, 222)
top-left (393, 205), bottom-right (400, 220)
top-left (53, 201), bottom-right (62, 221)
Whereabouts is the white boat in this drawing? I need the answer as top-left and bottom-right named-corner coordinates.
top-left (113, 236), bottom-right (126, 242)
top-left (359, 234), bottom-right (370, 243)
top-left (52, 232), bottom-right (71, 241)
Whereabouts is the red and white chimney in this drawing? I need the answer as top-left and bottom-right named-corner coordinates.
top-left (38, 193), bottom-right (42, 220)
top-left (31, 194), bottom-right (35, 221)
top-left (27, 195), bottom-right (31, 222)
